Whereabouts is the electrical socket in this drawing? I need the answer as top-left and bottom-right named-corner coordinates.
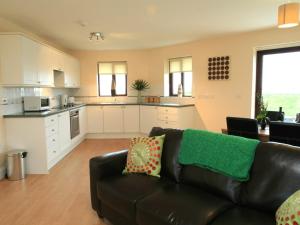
top-left (1, 98), bottom-right (8, 105)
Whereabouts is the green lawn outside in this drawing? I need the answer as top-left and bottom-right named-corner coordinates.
top-left (263, 94), bottom-right (300, 118)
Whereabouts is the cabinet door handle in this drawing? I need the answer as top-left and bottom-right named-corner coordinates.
top-left (51, 129), bottom-right (55, 132)
top-left (51, 119), bottom-right (54, 122)
top-left (52, 139), bottom-right (56, 141)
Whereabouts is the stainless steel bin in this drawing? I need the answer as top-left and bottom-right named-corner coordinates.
top-left (7, 150), bottom-right (27, 181)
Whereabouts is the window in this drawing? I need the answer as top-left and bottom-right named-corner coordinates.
top-left (98, 62), bottom-right (127, 96)
top-left (169, 57), bottom-right (192, 96)
top-left (256, 46), bottom-right (300, 118)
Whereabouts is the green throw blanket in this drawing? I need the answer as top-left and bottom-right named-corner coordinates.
top-left (178, 129), bottom-right (260, 181)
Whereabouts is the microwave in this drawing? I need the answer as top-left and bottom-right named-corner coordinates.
top-left (23, 96), bottom-right (50, 112)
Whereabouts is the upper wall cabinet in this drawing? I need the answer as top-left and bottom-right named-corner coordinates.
top-left (0, 34), bottom-right (80, 88)
top-left (64, 56), bottom-right (80, 88)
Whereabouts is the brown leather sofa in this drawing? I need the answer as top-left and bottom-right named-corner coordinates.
top-left (89, 127), bottom-right (300, 225)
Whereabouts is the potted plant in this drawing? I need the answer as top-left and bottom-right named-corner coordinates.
top-left (256, 94), bottom-right (268, 130)
top-left (131, 79), bottom-right (150, 103)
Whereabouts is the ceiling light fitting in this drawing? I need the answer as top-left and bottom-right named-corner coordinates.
top-left (89, 32), bottom-right (104, 40)
top-left (278, 2), bottom-right (300, 28)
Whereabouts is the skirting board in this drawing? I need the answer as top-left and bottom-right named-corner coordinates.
top-left (0, 166), bottom-right (6, 180)
top-left (86, 133), bottom-right (147, 139)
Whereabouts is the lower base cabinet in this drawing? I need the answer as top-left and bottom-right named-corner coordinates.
top-left (4, 108), bottom-right (86, 174)
top-left (139, 106), bottom-right (194, 134)
top-left (103, 106), bottom-right (124, 133)
top-left (86, 105), bottom-right (194, 135)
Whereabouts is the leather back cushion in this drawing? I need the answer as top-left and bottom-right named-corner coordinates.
top-left (180, 165), bottom-right (242, 203)
top-left (149, 127), bottom-right (183, 182)
top-left (241, 142), bottom-right (300, 212)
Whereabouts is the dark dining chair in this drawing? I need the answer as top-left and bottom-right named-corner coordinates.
top-left (226, 117), bottom-right (259, 139)
top-left (266, 111), bottom-right (284, 121)
top-left (269, 121), bottom-right (300, 147)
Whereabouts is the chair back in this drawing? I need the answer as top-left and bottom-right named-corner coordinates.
top-left (266, 111), bottom-right (284, 121)
top-left (269, 122), bottom-right (300, 147)
top-left (226, 117), bottom-right (259, 139)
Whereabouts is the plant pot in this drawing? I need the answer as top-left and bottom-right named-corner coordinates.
top-left (261, 119), bottom-right (267, 130)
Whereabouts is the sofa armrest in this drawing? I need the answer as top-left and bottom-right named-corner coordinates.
top-left (89, 150), bottom-right (128, 210)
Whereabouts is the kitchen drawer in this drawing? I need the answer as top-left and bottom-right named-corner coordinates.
top-left (47, 134), bottom-right (59, 161)
top-left (47, 143), bottom-right (59, 161)
top-left (158, 113), bottom-right (178, 122)
top-left (45, 124), bottom-right (58, 137)
top-left (160, 121), bottom-right (178, 129)
top-left (158, 107), bottom-right (178, 115)
top-left (45, 115), bottom-right (58, 127)
top-left (46, 134), bottom-right (59, 149)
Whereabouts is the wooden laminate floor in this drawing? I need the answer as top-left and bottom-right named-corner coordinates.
top-left (0, 139), bottom-right (131, 225)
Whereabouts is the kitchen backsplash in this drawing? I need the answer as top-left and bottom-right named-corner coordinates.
top-left (74, 96), bottom-right (195, 105)
top-left (0, 87), bottom-right (75, 115)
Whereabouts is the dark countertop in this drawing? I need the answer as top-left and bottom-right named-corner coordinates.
top-left (3, 104), bottom-right (86, 118)
top-left (4, 102), bottom-right (195, 118)
top-left (87, 102), bottom-right (195, 107)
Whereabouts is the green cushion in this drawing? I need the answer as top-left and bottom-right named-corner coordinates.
top-left (276, 190), bottom-right (300, 225)
top-left (123, 135), bottom-right (165, 177)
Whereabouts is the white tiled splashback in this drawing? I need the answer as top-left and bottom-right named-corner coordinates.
top-left (75, 96), bottom-right (195, 105)
top-left (0, 87), bottom-right (74, 115)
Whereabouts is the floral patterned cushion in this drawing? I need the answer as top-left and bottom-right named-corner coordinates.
top-left (276, 190), bottom-right (300, 225)
top-left (123, 135), bottom-right (165, 177)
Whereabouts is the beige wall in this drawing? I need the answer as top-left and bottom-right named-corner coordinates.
top-left (73, 27), bottom-right (300, 132)
top-left (72, 50), bottom-right (150, 97)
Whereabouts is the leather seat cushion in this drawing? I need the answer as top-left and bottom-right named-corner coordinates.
top-left (136, 184), bottom-right (233, 225)
top-left (181, 165), bottom-right (241, 203)
top-left (97, 174), bottom-right (171, 220)
top-left (210, 207), bottom-right (275, 225)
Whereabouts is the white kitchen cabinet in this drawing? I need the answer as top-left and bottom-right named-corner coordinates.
top-left (0, 34), bottom-right (79, 87)
top-left (53, 53), bottom-right (80, 88)
top-left (140, 106), bottom-right (159, 134)
top-left (87, 106), bottom-right (104, 133)
top-left (4, 109), bottom-right (84, 174)
top-left (37, 44), bottom-right (55, 86)
top-left (64, 56), bottom-right (80, 88)
top-left (22, 37), bottom-right (39, 85)
top-left (57, 111), bottom-right (71, 152)
top-left (123, 106), bottom-right (140, 133)
top-left (140, 106), bottom-right (194, 134)
top-left (103, 106), bottom-right (123, 133)
top-left (0, 34), bottom-right (39, 85)
top-left (156, 106), bottom-right (194, 130)
top-left (86, 105), bottom-right (194, 135)
top-left (51, 49), bottom-right (65, 72)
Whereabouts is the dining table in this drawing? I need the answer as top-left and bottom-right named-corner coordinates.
top-left (221, 126), bottom-right (269, 142)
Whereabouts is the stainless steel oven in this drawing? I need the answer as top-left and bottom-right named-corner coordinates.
top-left (70, 109), bottom-right (80, 139)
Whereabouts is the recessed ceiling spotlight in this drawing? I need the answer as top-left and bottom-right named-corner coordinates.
top-left (90, 32), bottom-right (104, 40)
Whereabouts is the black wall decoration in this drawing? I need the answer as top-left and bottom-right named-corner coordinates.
top-left (208, 56), bottom-right (230, 80)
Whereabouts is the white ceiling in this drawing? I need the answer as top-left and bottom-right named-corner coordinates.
top-left (0, 0), bottom-right (284, 50)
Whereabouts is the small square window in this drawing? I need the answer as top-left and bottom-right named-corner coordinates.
top-left (169, 57), bottom-right (192, 97)
top-left (98, 62), bottom-right (127, 96)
